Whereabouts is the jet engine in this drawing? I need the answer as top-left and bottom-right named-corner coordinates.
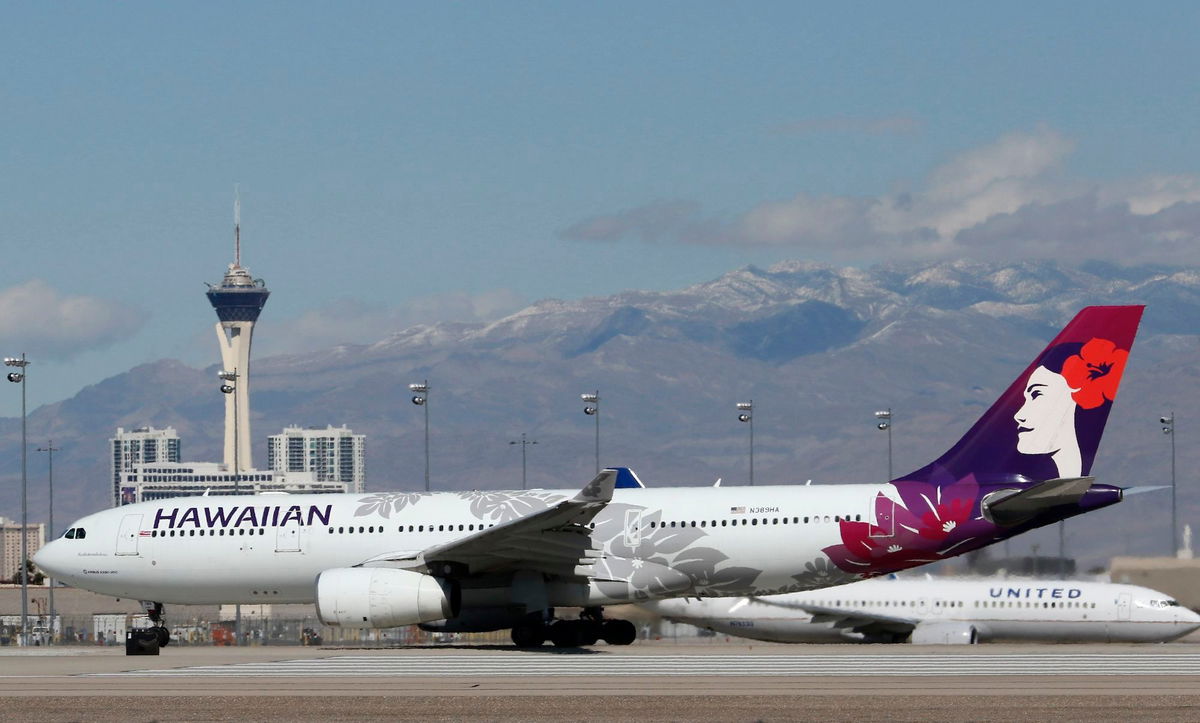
top-left (315, 568), bottom-right (459, 628)
top-left (909, 621), bottom-right (978, 645)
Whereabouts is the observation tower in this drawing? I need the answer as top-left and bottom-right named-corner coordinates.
top-left (205, 194), bottom-right (269, 470)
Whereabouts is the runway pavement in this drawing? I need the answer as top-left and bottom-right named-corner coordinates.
top-left (2, 644), bottom-right (1199, 721)
top-left (82, 651), bottom-right (1200, 677)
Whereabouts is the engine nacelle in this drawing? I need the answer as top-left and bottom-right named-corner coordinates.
top-left (316, 568), bottom-right (458, 628)
top-left (909, 621), bottom-right (978, 645)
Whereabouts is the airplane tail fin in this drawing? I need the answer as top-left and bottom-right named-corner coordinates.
top-left (902, 305), bottom-right (1143, 485)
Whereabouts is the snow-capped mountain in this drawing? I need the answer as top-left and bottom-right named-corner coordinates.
top-left (3, 259), bottom-right (1198, 568)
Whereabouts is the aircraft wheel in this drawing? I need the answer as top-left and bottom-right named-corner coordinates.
top-left (549, 620), bottom-right (583, 648)
top-left (510, 622), bottom-right (546, 648)
top-left (155, 626), bottom-right (171, 648)
top-left (125, 629), bottom-right (160, 656)
top-left (601, 619), bottom-right (637, 646)
top-left (578, 622), bottom-right (600, 647)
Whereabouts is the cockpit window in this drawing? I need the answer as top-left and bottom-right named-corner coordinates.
top-left (64, 528), bottom-right (75, 539)
top-left (77, 528), bottom-right (86, 539)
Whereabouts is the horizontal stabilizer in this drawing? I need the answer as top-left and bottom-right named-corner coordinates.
top-left (982, 476), bottom-right (1094, 527)
top-left (1121, 485), bottom-right (1171, 497)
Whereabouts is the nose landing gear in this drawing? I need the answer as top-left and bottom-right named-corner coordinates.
top-left (126, 601), bottom-right (171, 655)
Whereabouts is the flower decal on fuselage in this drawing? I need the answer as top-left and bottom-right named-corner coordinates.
top-left (823, 473), bottom-right (994, 578)
top-left (354, 491), bottom-right (427, 519)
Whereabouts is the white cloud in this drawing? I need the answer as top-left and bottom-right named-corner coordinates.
top-left (0, 280), bottom-right (144, 359)
top-left (561, 126), bottom-right (1200, 263)
top-left (259, 289), bottom-right (527, 355)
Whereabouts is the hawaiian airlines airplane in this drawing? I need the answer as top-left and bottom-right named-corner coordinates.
top-left (642, 578), bottom-right (1200, 644)
top-left (35, 306), bottom-right (1144, 650)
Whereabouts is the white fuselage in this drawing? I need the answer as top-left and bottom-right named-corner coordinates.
top-left (643, 578), bottom-right (1200, 643)
top-left (37, 484), bottom-right (893, 607)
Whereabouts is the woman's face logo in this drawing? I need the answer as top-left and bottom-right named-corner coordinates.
top-left (1014, 365), bottom-right (1078, 457)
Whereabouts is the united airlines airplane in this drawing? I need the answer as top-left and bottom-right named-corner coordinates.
top-left (643, 578), bottom-right (1200, 644)
top-left (35, 306), bottom-right (1144, 650)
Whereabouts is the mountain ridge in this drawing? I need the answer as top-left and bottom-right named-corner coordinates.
top-left (2, 258), bottom-right (1196, 568)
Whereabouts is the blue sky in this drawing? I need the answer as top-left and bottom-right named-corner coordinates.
top-left (2, 2), bottom-right (1199, 406)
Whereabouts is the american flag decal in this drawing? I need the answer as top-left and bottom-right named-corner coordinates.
top-left (730, 506), bottom-right (745, 514)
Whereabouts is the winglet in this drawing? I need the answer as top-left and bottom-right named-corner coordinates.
top-left (574, 469), bottom-right (618, 503)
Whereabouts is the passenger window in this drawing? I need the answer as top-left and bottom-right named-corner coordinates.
top-left (721, 520), bottom-right (727, 527)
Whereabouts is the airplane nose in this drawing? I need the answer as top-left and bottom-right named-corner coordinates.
top-left (1179, 607), bottom-right (1200, 632)
top-left (32, 540), bottom-right (65, 578)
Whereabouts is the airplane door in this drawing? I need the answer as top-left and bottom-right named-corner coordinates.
top-left (623, 509), bottom-right (642, 551)
top-left (116, 514), bottom-right (143, 556)
top-left (275, 521), bottom-right (301, 552)
top-left (869, 498), bottom-right (895, 538)
top-left (1117, 592), bottom-right (1132, 621)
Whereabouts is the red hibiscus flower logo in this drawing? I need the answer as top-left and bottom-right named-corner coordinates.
top-left (1061, 338), bottom-right (1129, 410)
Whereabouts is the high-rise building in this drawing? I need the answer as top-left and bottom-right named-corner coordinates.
top-left (0, 517), bottom-right (44, 582)
top-left (118, 462), bottom-right (345, 504)
top-left (268, 425), bottom-right (366, 493)
top-left (206, 194), bottom-right (269, 472)
top-left (111, 426), bottom-right (182, 506)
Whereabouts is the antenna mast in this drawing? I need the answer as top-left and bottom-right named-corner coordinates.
top-left (234, 185), bottom-right (241, 267)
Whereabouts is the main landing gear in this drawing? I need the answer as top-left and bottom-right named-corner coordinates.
top-left (510, 607), bottom-right (637, 648)
top-left (127, 602), bottom-right (172, 656)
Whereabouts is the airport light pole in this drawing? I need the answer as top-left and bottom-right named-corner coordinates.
top-left (737, 401), bottom-right (754, 486)
top-left (1162, 412), bottom-right (1177, 556)
top-left (5, 354), bottom-right (30, 646)
top-left (219, 370), bottom-right (242, 645)
top-left (510, 433), bottom-right (537, 489)
top-left (582, 391), bottom-right (599, 474)
top-left (37, 440), bottom-right (58, 645)
top-left (874, 408), bottom-right (893, 482)
top-left (410, 381), bottom-right (430, 492)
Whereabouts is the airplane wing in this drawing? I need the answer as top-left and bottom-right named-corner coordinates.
top-left (755, 597), bottom-right (918, 638)
top-left (360, 469), bottom-right (617, 578)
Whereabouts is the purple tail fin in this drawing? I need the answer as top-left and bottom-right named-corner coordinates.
top-left (903, 305), bottom-right (1144, 485)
